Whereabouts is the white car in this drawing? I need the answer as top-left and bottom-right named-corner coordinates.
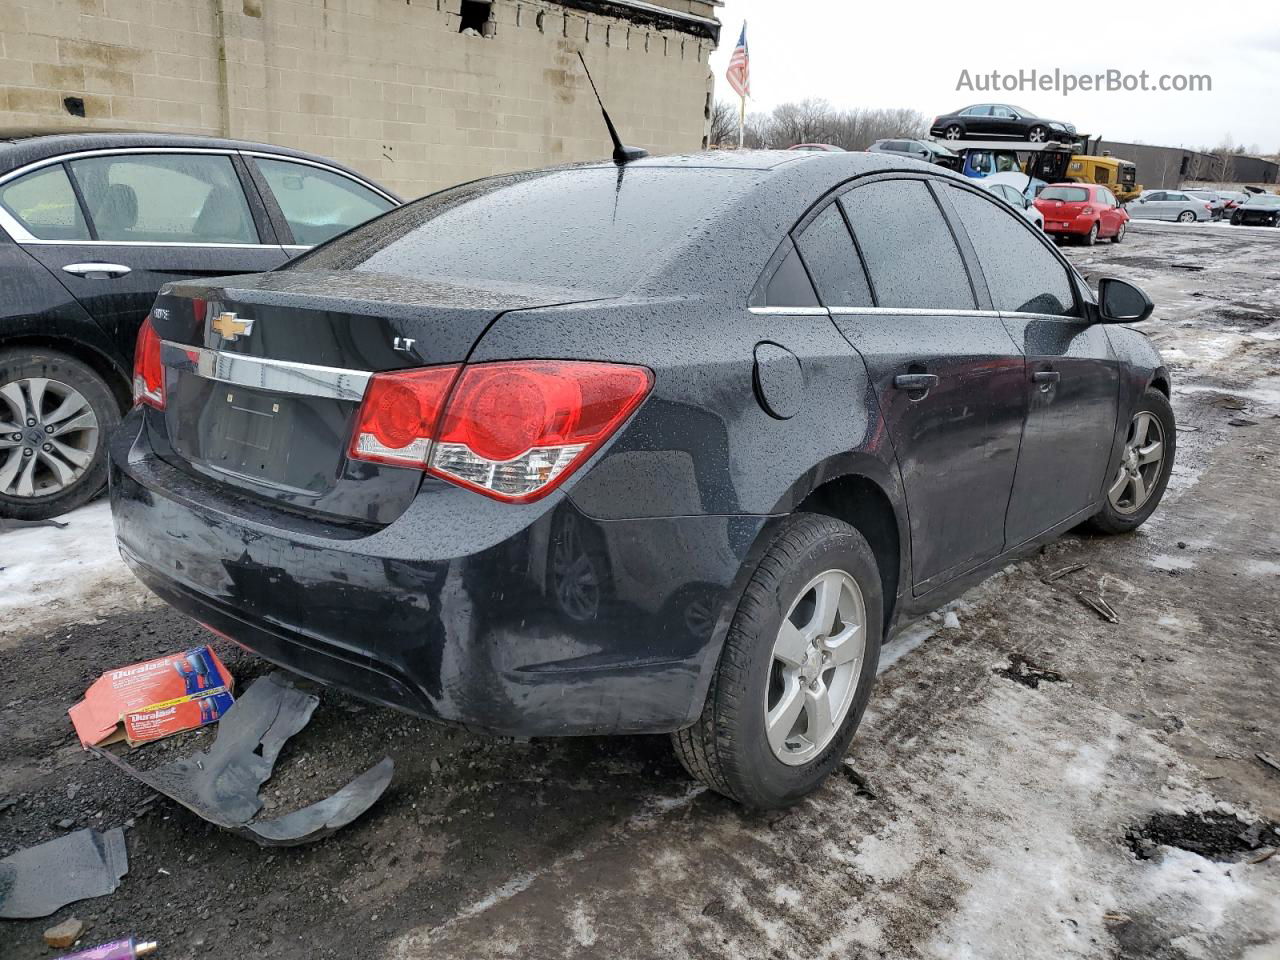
top-left (1128, 189), bottom-right (1213, 222)
top-left (1183, 189), bottom-right (1226, 219)
top-left (980, 179), bottom-right (1045, 230)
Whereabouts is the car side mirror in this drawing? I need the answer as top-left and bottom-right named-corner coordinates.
top-left (1097, 277), bottom-right (1153, 324)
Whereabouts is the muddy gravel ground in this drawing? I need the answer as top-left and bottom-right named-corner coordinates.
top-left (2, 221), bottom-right (1279, 960)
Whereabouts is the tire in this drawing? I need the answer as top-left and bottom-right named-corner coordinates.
top-left (1082, 222), bottom-right (1099, 246)
top-left (943, 125), bottom-right (963, 141)
top-left (1231, 212), bottom-right (1242, 226)
top-left (671, 513), bottom-right (883, 808)
top-left (1028, 125), bottom-right (1048, 143)
top-left (1086, 387), bottom-right (1176, 535)
top-left (0, 348), bottom-right (122, 521)
top-left (1111, 221), bottom-right (1126, 244)
top-left (1177, 210), bottom-right (1195, 223)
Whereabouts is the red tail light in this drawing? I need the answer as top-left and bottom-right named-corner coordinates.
top-left (1079, 206), bottom-right (1094, 215)
top-left (349, 360), bottom-right (653, 502)
top-left (132, 314), bottom-right (165, 409)
top-left (1204, 204), bottom-right (1212, 212)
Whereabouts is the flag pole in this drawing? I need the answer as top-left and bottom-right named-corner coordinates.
top-left (738, 92), bottom-right (745, 149)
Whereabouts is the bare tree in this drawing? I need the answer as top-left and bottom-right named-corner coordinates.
top-left (707, 100), bottom-right (740, 148)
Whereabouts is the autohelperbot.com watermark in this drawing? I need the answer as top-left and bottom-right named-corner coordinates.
top-left (956, 68), bottom-right (1212, 96)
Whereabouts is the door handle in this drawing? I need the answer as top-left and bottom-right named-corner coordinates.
top-left (893, 373), bottom-right (939, 392)
top-left (62, 262), bottom-right (132, 278)
top-left (1033, 370), bottom-right (1061, 388)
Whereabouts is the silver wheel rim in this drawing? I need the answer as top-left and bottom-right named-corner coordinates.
top-left (765, 569), bottom-right (866, 767)
top-left (1117, 223), bottom-right (1125, 240)
top-left (1108, 411), bottom-right (1165, 515)
top-left (1179, 211), bottom-right (1194, 222)
top-left (1030, 128), bottom-right (1045, 142)
top-left (0, 377), bottom-right (99, 499)
top-left (945, 128), bottom-right (960, 140)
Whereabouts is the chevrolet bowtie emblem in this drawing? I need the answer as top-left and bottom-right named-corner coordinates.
top-left (212, 312), bottom-right (254, 341)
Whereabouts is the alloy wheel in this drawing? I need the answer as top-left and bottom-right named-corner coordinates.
top-left (0, 377), bottom-right (99, 499)
top-left (765, 569), bottom-right (866, 766)
top-left (944, 126), bottom-right (962, 141)
top-left (1107, 411), bottom-right (1165, 515)
top-left (1029, 126), bottom-right (1047, 142)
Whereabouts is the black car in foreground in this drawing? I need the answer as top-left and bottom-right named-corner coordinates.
top-left (1230, 193), bottom-right (1280, 226)
top-left (866, 138), bottom-right (960, 170)
top-left (110, 151), bottom-right (1174, 808)
top-left (930, 104), bottom-right (1077, 143)
top-left (0, 131), bottom-right (398, 519)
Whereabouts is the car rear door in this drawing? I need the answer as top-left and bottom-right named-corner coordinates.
top-left (11, 150), bottom-right (286, 360)
top-left (241, 153), bottom-right (397, 259)
top-left (942, 183), bottom-right (1119, 544)
top-left (820, 176), bottom-right (1028, 593)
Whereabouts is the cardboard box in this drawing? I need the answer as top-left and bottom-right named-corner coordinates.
top-left (69, 646), bottom-right (235, 748)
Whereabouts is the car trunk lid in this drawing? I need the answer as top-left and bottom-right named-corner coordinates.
top-left (148, 269), bottom-right (600, 525)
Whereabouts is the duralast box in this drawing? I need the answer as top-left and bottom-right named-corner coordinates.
top-left (69, 646), bottom-right (235, 748)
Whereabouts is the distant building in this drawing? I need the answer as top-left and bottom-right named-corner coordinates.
top-left (1093, 139), bottom-right (1278, 189)
top-left (0, 0), bottom-right (722, 197)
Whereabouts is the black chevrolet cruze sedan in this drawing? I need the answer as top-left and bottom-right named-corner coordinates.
top-left (109, 151), bottom-right (1174, 807)
top-left (0, 131), bottom-right (398, 519)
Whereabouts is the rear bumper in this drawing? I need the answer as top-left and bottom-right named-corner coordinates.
top-left (1041, 214), bottom-right (1095, 236)
top-left (109, 412), bottom-right (766, 737)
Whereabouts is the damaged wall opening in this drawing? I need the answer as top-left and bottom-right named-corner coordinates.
top-left (459, 0), bottom-right (492, 34)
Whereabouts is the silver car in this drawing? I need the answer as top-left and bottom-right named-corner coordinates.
top-left (979, 179), bottom-right (1045, 230)
top-left (1183, 189), bottom-right (1226, 219)
top-left (1128, 189), bottom-right (1213, 223)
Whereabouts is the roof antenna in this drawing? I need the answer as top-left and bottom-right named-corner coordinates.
top-left (577, 51), bottom-right (648, 165)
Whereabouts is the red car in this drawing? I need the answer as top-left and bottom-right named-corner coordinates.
top-left (1034, 183), bottom-right (1130, 245)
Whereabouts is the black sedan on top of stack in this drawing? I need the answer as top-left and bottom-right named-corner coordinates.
top-left (929, 104), bottom-right (1077, 143)
top-left (0, 131), bottom-right (399, 519)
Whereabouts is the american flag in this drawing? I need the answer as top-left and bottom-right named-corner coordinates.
top-left (726, 23), bottom-right (750, 98)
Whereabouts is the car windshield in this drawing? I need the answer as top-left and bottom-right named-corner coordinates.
top-left (1248, 195), bottom-right (1280, 207)
top-left (294, 167), bottom-right (759, 295)
top-left (1040, 186), bottom-right (1090, 202)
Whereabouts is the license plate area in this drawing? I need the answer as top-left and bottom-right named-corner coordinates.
top-left (166, 374), bottom-right (350, 496)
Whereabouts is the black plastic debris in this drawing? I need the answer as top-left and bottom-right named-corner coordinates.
top-left (91, 672), bottom-right (393, 847)
top-left (0, 827), bottom-right (128, 919)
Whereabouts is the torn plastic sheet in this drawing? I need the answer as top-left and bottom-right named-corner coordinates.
top-left (0, 827), bottom-right (128, 919)
top-left (91, 672), bottom-right (393, 847)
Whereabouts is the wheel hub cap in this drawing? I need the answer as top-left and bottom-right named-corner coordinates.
top-left (765, 569), bottom-right (867, 766)
top-left (1108, 411), bottom-right (1165, 516)
top-left (0, 376), bottom-right (99, 499)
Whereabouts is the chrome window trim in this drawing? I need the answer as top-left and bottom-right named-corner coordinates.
top-left (828, 306), bottom-right (1004, 318)
top-left (161, 341), bottom-right (371, 402)
top-left (747, 306), bottom-right (829, 316)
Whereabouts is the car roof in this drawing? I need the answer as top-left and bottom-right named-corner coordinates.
top-left (0, 130), bottom-right (399, 197)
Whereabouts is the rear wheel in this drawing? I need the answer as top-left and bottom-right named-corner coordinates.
top-left (943, 125), bottom-right (963, 141)
top-left (1087, 388), bottom-right (1175, 535)
top-left (1177, 210), bottom-right (1196, 223)
top-left (1082, 222), bottom-right (1099, 246)
top-left (672, 513), bottom-right (882, 808)
top-left (0, 349), bottom-right (121, 521)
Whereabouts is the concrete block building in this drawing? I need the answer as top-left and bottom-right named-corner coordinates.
top-left (0, 0), bottom-right (722, 196)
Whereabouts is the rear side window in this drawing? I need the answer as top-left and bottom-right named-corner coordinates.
top-left (69, 153), bottom-right (257, 244)
top-left (762, 241), bottom-right (819, 308)
top-left (945, 186), bottom-right (1076, 317)
top-left (841, 180), bottom-right (974, 311)
top-left (255, 157), bottom-right (393, 247)
top-left (794, 204), bottom-right (872, 307)
top-left (0, 165), bottom-right (90, 240)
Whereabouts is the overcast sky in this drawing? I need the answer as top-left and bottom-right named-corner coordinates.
top-left (707, 0), bottom-right (1279, 153)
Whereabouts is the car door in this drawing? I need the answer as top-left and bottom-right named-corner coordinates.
top-left (943, 184), bottom-right (1119, 544)
top-left (1097, 187), bottom-right (1122, 234)
top-left (989, 105), bottom-right (1017, 137)
top-left (12, 150), bottom-right (286, 360)
top-left (820, 177), bottom-right (1028, 592)
top-left (961, 105), bottom-right (992, 135)
top-left (243, 154), bottom-right (396, 258)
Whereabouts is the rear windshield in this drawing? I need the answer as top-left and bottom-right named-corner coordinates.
top-left (293, 167), bottom-right (757, 295)
top-left (1039, 186), bottom-right (1089, 202)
